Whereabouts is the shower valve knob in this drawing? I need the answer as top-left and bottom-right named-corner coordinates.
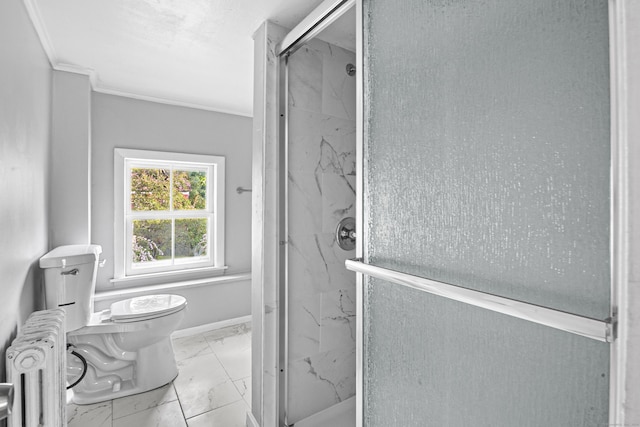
top-left (340, 230), bottom-right (356, 240)
top-left (336, 217), bottom-right (356, 251)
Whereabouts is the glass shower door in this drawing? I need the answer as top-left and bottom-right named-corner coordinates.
top-left (354, 0), bottom-right (613, 425)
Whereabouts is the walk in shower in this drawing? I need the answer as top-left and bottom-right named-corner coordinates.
top-left (276, 3), bottom-right (358, 426)
top-left (252, 0), bottom-right (620, 425)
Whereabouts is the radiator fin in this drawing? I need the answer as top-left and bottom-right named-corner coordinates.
top-left (6, 309), bottom-right (66, 427)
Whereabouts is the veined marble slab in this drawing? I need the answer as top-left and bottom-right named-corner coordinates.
top-left (285, 34), bottom-right (357, 424)
top-left (287, 346), bottom-right (356, 423)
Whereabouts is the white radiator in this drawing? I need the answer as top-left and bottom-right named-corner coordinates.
top-left (5, 309), bottom-right (66, 427)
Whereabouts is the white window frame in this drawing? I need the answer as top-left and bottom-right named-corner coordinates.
top-left (114, 148), bottom-right (225, 280)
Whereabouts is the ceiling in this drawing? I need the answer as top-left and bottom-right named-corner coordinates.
top-left (28, 0), bottom-right (356, 117)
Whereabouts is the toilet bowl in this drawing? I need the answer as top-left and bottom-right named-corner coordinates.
top-left (66, 294), bottom-right (186, 404)
top-left (39, 245), bottom-right (187, 405)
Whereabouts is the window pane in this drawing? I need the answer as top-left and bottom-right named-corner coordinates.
top-left (132, 219), bottom-right (172, 263)
top-left (130, 168), bottom-right (170, 211)
top-left (173, 170), bottom-right (207, 210)
top-left (175, 218), bottom-right (208, 258)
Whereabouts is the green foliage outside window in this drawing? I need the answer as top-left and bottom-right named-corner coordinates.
top-left (131, 168), bottom-right (209, 263)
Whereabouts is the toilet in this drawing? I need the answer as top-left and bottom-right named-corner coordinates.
top-left (39, 244), bottom-right (187, 405)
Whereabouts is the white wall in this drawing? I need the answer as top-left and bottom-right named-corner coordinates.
top-left (91, 93), bottom-right (253, 292)
top-left (0, 0), bottom-right (51, 391)
top-left (251, 21), bottom-right (288, 427)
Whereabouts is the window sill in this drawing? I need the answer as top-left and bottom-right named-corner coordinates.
top-left (96, 271), bottom-right (250, 303)
top-left (110, 266), bottom-right (228, 289)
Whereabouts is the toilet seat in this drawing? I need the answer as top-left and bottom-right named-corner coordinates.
top-left (110, 294), bottom-right (187, 323)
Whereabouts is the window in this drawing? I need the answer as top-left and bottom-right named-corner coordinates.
top-left (114, 149), bottom-right (225, 279)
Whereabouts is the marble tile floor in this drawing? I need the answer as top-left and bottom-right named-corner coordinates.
top-left (67, 321), bottom-right (252, 427)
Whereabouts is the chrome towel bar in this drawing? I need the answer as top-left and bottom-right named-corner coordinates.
top-left (345, 259), bottom-right (614, 343)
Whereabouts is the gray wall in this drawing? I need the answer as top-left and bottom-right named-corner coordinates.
top-left (91, 93), bottom-right (253, 290)
top-left (50, 71), bottom-right (92, 247)
top-left (0, 0), bottom-right (51, 385)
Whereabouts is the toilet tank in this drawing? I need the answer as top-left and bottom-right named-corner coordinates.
top-left (39, 245), bottom-right (102, 332)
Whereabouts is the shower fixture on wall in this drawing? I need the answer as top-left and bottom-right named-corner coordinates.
top-left (346, 63), bottom-right (356, 76)
top-left (336, 217), bottom-right (356, 250)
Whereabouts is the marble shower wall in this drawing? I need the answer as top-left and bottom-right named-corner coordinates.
top-left (286, 38), bottom-right (357, 424)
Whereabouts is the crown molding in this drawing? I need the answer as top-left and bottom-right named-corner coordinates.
top-left (92, 86), bottom-right (252, 117)
top-left (23, 0), bottom-right (58, 66)
top-left (53, 63), bottom-right (97, 86)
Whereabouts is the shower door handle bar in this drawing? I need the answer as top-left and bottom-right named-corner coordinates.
top-left (345, 259), bottom-right (614, 343)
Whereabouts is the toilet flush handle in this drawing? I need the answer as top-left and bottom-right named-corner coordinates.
top-left (99, 258), bottom-right (106, 267)
top-left (61, 268), bottom-right (79, 276)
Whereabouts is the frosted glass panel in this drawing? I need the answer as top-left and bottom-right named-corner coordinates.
top-left (364, 279), bottom-right (610, 426)
top-left (363, 0), bottom-right (611, 424)
top-left (364, 0), bottom-right (610, 319)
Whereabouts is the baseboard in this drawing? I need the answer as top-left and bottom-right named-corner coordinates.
top-left (246, 410), bottom-right (260, 427)
top-left (172, 314), bottom-right (251, 338)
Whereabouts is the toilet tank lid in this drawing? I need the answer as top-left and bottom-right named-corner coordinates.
top-left (39, 244), bottom-right (102, 268)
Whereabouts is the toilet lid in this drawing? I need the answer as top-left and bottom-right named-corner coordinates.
top-left (110, 294), bottom-right (187, 322)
